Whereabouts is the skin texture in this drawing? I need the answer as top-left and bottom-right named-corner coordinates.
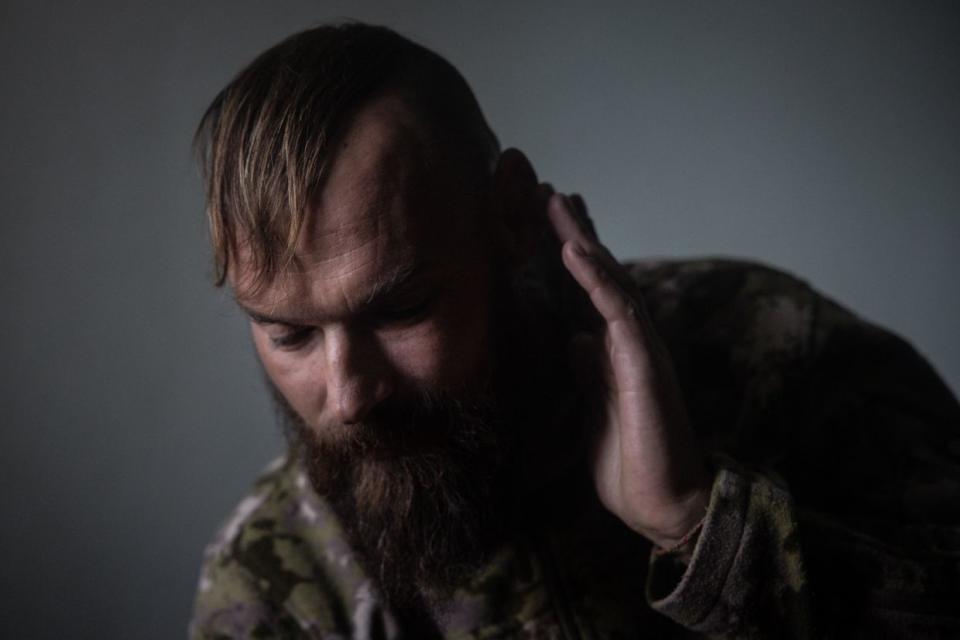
top-left (548, 194), bottom-right (713, 548)
top-left (234, 95), bottom-right (496, 431)
top-left (232, 91), bottom-right (711, 553)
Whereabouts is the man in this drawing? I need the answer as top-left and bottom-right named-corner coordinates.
top-left (190, 23), bottom-right (960, 639)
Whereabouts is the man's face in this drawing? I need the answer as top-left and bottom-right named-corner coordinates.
top-left (235, 95), bottom-right (495, 430)
top-left (231, 93), bottom-right (519, 601)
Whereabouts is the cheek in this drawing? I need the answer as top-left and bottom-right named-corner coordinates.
top-left (251, 328), bottom-right (326, 422)
top-left (384, 295), bottom-right (491, 389)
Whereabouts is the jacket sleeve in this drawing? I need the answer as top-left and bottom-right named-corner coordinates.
top-left (644, 282), bottom-right (960, 638)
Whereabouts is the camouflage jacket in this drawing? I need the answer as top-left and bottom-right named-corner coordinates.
top-left (190, 259), bottom-right (960, 639)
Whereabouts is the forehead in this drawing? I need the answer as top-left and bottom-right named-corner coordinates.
top-left (308, 96), bottom-right (430, 257)
top-left (233, 93), bottom-right (481, 313)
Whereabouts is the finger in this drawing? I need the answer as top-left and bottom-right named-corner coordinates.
top-left (535, 183), bottom-right (556, 231)
top-left (569, 193), bottom-right (597, 239)
top-left (537, 182), bottom-right (555, 204)
top-left (547, 193), bottom-right (618, 266)
top-left (561, 242), bottom-right (637, 325)
top-left (547, 193), bottom-right (590, 247)
top-left (561, 241), bottom-right (648, 339)
top-left (562, 242), bottom-right (657, 392)
top-left (548, 194), bottom-right (643, 299)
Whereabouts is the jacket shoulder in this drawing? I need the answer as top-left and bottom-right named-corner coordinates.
top-left (627, 257), bottom-right (820, 365)
top-left (190, 455), bottom-right (371, 638)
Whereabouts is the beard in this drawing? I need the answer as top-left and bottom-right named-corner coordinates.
top-left (273, 379), bottom-right (513, 606)
top-left (269, 243), bottom-right (588, 607)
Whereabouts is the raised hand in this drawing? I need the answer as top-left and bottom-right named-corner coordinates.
top-left (547, 192), bottom-right (713, 551)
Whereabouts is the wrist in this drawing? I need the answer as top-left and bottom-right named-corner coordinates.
top-left (652, 510), bottom-right (706, 558)
top-left (642, 483), bottom-right (711, 550)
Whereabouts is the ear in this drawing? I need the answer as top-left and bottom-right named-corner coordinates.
top-left (490, 147), bottom-right (546, 263)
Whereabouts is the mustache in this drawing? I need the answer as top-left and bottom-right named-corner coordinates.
top-left (268, 377), bottom-right (503, 460)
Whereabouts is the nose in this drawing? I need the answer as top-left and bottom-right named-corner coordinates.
top-left (323, 326), bottom-right (393, 424)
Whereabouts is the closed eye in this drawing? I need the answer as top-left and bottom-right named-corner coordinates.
top-left (375, 295), bottom-right (434, 325)
top-left (269, 325), bottom-right (314, 349)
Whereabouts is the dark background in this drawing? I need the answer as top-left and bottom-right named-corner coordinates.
top-left (1, 2), bottom-right (957, 637)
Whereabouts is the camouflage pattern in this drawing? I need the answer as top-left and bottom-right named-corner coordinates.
top-left (191, 259), bottom-right (960, 638)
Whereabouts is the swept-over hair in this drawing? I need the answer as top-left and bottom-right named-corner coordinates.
top-left (194, 23), bottom-right (499, 290)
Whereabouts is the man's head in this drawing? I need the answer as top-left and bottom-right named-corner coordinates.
top-left (196, 23), bottom-right (576, 602)
top-left (195, 23), bottom-right (503, 292)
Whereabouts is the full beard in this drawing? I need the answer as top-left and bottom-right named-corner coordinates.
top-left (270, 246), bottom-right (588, 607)
top-left (273, 380), bottom-right (514, 607)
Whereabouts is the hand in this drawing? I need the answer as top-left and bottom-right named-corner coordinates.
top-left (546, 192), bottom-right (713, 550)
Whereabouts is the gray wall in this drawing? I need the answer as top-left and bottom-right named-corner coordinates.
top-left (1, 1), bottom-right (957, 637)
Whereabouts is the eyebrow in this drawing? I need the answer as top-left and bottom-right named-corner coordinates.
top-left (235, 262), bottom-right (424, 326)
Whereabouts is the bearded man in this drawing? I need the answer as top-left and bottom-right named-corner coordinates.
top-left (190, 23), bottom-right (960, 639)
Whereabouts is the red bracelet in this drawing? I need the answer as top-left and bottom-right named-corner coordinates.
top-left (652, 512), bottom-right (707, 557)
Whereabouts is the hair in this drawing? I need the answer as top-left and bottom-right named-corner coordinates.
top-left (194, 23), bottom-right (500, 290)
